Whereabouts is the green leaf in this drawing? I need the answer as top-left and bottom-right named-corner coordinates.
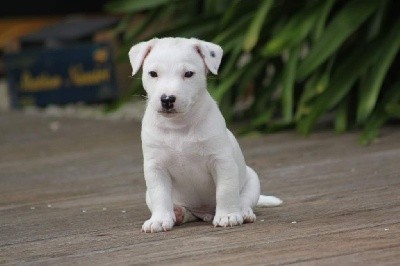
top-left (220, 46), bottom-right (241, 78)
top-left (221, 35), bottom-right (245, 54)
top-left (105, 0), bottom-right (170, 13)
top-left (214, 14), bottom-right (252, 45)
top-left (254, 70), bottom-right (282, 114)
top-left (251, 104), bottom-right (276, 128)
top-left (153, 16), bottom-right (219, 38)
top-left (296, 0), bottom-right (379, 80)
top-left (236, 59), bottom-right (265, 97)
top-left (220, 0), bottom-right (241, 29)
top-left (297, 37), bottom-right (385, 135)
top-left (360, 81), bottom-right (400, 145)
top-left (113, 13), bottom-right (133, 35)
top-left (385, 103), bottom-right (400, 118)
top-left (262, 5), bottom-right (318, 56)
top-left (334, 96), bottom-right (349, 133)
top-left (295, 60), bottom-right (332, 120)
top-left (281, 47), bottom-right (300, 123)
top-left (356, 19), bottom-right (400, 124)
top-left (312, 0), bottom-right (335, 42)
top-left (123, 8), bottom-right (163, 41)
top-left (211, 69), bottom-right (244, 102)
top-left (243, 0), bottom-right (274, 52)
top-left (239, 100), bottom-right (278, 134)
top-left (367, 0), bottom-right (388, 40)
top-left (264, 119), bottom-right (294, 133)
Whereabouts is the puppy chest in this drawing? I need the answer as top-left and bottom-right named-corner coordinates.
top-left (167, 153), bottom-right (216, 206)
top-left (167, 151), bottom-right (215, 190)
top-left (166, 152), bottom-right (211, 181)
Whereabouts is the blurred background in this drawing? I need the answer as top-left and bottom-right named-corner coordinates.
top-left (1, 0), bottom-right (399, 144)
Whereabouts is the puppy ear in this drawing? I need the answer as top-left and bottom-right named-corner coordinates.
top-left (192, 38), bottom-right (223, 75)
top-left (128, 39), bottom-right (157, 76)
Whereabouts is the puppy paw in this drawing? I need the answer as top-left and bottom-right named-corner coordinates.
top-left (242, 207), bottom-right (256, 223)
top-left (213, 212), bottom-right (243, 227)
top-left (141, 214), bottom-right (175, 233)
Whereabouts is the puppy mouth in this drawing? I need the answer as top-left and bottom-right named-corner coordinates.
top-left (158, 109), bottom-right (180, 115)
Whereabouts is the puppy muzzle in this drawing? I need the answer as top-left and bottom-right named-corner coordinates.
top-left (160, 94), bottom-right (176, 110)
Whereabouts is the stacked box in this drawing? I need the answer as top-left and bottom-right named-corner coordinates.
top-left (6, 43), bottom-right (118, 107)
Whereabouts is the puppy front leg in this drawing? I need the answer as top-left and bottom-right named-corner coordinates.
top-left (212, 159), bottom-right (244, 227)
top-left (142, 165), bottom-right (175, 233)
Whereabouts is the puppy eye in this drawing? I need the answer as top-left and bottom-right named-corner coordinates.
top-left (149, 71), bottom-right (158, 78)
top-left (184, 71), bottom-right (194, 78)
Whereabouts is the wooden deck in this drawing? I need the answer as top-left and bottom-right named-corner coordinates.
top-left (1, 111), bottom-right (399, 265)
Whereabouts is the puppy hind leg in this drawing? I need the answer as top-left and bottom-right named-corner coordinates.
top-left (147, 190), bottom-right (197, 225)
top-left (173, 205), bottom-right (198, 225)
top-left (240, 166), bottom-right (261, 223)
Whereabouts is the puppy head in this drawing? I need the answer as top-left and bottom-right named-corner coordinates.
top-left (129, 37), bottom-right (223, 116)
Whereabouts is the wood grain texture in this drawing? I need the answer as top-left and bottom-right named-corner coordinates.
top-left (0, 112), bottom-right (399, 265)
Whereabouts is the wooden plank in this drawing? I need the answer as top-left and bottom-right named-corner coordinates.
top-left (0, 112), bottom-right (400, 265)
top-left (296, 246), bottom-right (400, 265)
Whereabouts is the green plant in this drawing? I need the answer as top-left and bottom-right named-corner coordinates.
top-left (106, 0), bottom-right (400, 144)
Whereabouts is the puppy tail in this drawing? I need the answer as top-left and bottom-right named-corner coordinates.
top-left (257, 195), bottom-right (282, 207)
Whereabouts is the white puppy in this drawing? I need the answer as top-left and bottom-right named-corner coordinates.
top-left (129, 37), bottom-right (282, 233)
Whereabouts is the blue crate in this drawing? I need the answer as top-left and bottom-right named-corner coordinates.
top-left (6, 43), bottom-right (118, 107)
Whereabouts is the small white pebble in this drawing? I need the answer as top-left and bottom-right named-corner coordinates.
top-left (49, 121), bottom-right (60, 132)
top-left (30, 206), bottom-right (35, 210)
top-left (82, 210), bottom-right (87, 213)
top-left (47, 204), bottom-right (52, 208)
top-left (350, 168), bottom-right (355, 173)
top-left (102, 207), bottom-right (107, 211)
top-left (121, 210), bottom-right (126, 213)
top-left (291, 221), bottom-right (297, 224)
top-left (260, 219), bottom-right (265, 222)
top-left (384, 228), bottom-right (389, 231)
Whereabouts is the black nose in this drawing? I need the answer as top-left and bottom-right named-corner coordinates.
top-left (160, 94), bottom-right (176, 110)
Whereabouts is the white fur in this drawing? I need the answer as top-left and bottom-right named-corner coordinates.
top-left (129, 37), bottom-right (281, 233)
